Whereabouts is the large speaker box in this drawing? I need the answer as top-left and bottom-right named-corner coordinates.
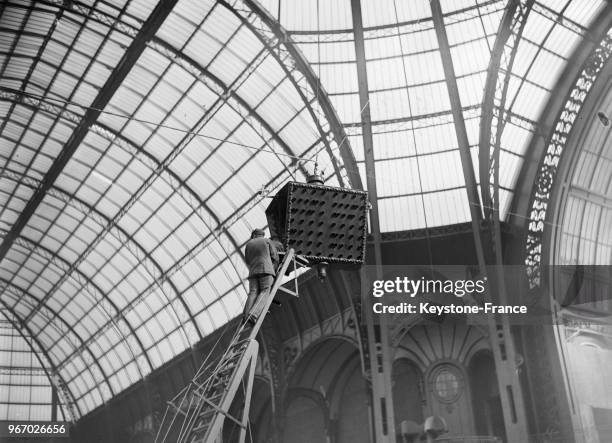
top-left (265, 181), bottom-right (368, 264)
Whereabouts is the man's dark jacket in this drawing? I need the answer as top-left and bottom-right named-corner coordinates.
top-left (245, 237), bottom-right (278, 277)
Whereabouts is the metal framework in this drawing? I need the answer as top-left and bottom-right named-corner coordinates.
top-left (479, 0), bottom-right (534, 216)
top-left (431, 2), bottom-right (530, 440)
top-left (0, 2), bottom-right (66, 146)
top-left (2, 0), bottom-right (611, 435)
top-left (0, 17), bottom-right (327, 362)
top-left (0, 0), bottom-right (180, 264)
top-left (477, 4), bottom-right (536, 441)
top-left (430, 0), bottom-right (486, 264)
top-left (11, 0), bottom-right (336, 187)
top-left (1, 4), bottom-right (212, 379)
top-left (1, 225), bottom-right (153, 371)
top-left (0, 0), bottom-right (359, 317)
top-left (350, 0), bottom-right (395, 441)
top-left (0, 86), bottom-right (249, 344)
top-left (24, 0), bottom-right (301, 179)
top-left (0, 0), bottom-right (192, 417)
top-left (0, 118), bottom-right (206, 364)
top-left (0, 306), bottom-right (76, 421)
top-left (0, 280), bottom-right (103, 418)
top-left (1, 0), bottom-right (363, 419)
top-left (526, 30), bottom-right (612, 289)
top-left (223, 0), bottom-right (363, 191)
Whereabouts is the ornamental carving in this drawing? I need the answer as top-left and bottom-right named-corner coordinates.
top-left (526, 32), bottom-right (612, 289)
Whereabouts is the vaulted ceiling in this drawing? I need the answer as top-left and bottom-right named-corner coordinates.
top-left (0, 0), bottom-right (609, 421)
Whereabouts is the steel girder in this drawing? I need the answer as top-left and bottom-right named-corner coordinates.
top-left (479, 0), bottom-right (598, 223)
top-left (430, 0), bottom-right (486, 264)
top-left (479, 0), bottom-right (534, 218)
top-left (0, 2), bottom-right (65, 142)
top-left (349, 0), bottom-right (394, 441)
top-left (431, 1), bottom-right (531, 440)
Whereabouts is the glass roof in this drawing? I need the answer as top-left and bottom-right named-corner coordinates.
top-left (557, 85), bottom-right (612, 266)
top-left (261, 0), bottom-right (605, 229)
top-left (0, 0), bottom-right (608, 419)
top-left (0, 308), bottom-right (66, 421)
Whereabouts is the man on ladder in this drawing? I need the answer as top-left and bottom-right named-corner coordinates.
top-left (243, 228), bottom-right (279, 326)
top-left (155, 177), bottom-right (369, 443)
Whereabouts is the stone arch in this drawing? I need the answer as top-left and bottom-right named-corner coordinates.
top-left (468, 350), bottom-right (506, 441)
top-left (283, 336), bottom-right (368, 443)
top-left (392, 358), bottom-right (425, 428)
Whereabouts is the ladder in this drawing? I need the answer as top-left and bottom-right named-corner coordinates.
top-left (155, 248), bottom-right (298, 443)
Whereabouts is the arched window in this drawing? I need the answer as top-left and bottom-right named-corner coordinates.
top-left (392, 359), bottom-right (424, 426)
top-left (282, 392), bottom-right (327, 443)
top-left (469, 352), bottom-right (505, 440)
top-left (336, 362), bottom-right (369, 443)
top-left (284, 338), bottom-right (367, 443)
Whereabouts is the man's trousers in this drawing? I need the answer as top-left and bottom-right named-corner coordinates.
top-left (243, 274), bottom-right (274, 320)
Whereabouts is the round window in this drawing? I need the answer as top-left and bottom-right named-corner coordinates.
top-left (431, 365), bottom-right (463, 403)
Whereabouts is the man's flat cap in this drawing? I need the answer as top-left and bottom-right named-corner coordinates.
top-left (251, 228), bottom-right (265, 238)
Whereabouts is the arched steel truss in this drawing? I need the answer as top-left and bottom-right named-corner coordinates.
top-left (525, 29), bottom-right (612, 289)
top-left (479, 0), bottom-right (534, 218)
